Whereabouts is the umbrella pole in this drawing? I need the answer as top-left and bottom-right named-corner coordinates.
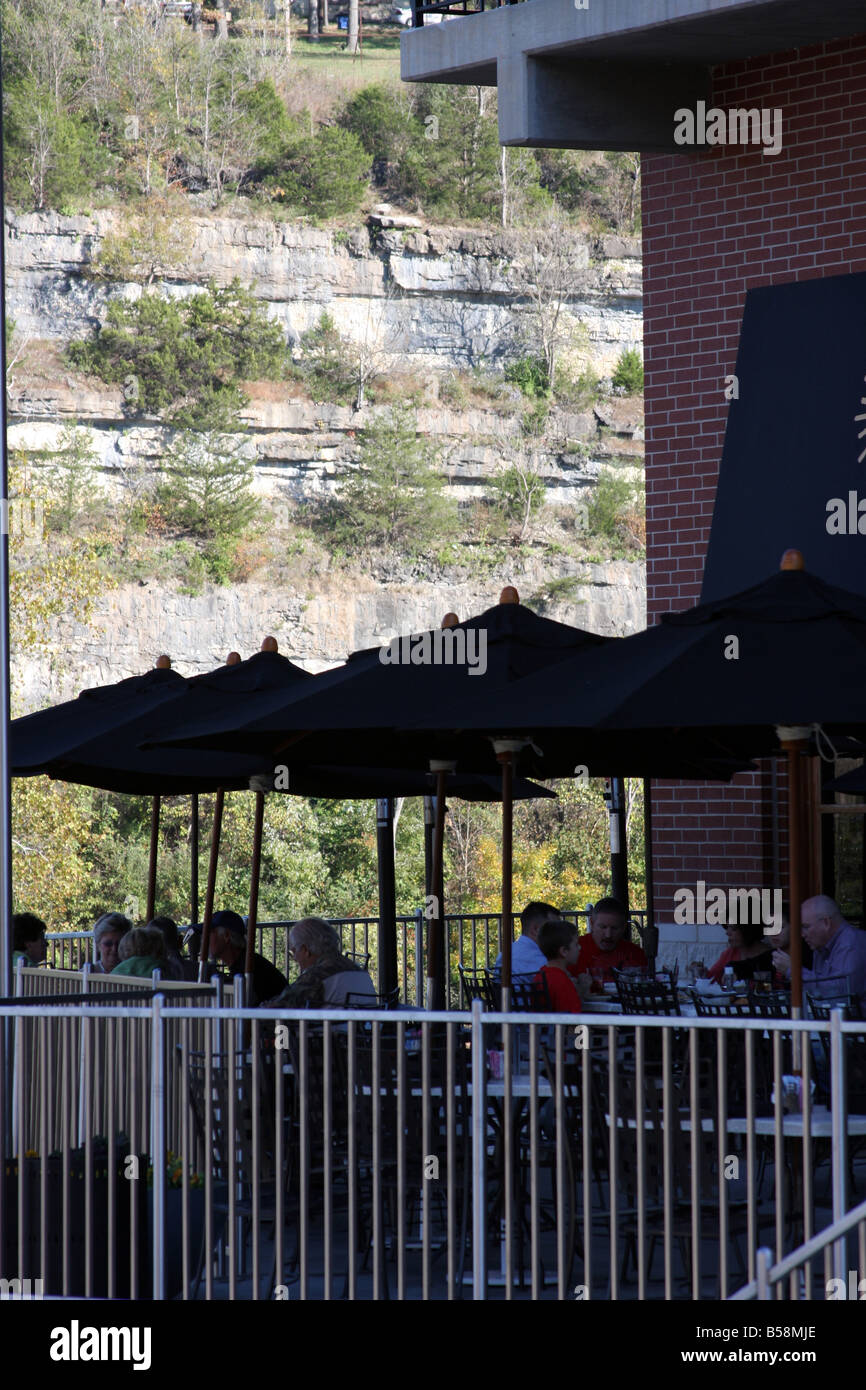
top-left (198, 787), bottom-right (225, 982)
top-left (190, 792), bottom-right (199, 925)
top-left (426, 766), bottom-right (451, 1011)
top-left (498, 750), bottom-right (515, 1010)
top-left (246, 789), bottom-right (265, 997)
top-left (642, 777), bottom-right (659, 971)
top-left (146, 795), bottom-right (160, 922)
top-left (376, 796), bottom-right (399, 1000)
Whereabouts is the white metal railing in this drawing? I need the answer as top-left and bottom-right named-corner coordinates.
top-left (1, 1000), bottom-right (862, 1300)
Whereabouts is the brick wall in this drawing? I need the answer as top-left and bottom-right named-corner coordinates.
top-left (640, 35), bottom-right (866, 929)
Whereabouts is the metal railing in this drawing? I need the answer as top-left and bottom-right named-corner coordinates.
top-left (1, 997), bottom-right (862, 1300)
top-left (409, 0), bottom-right (523, 28)
top-left (46, 910), bottom-right (649, 1006)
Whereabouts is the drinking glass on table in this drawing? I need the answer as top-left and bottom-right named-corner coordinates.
top-left (589, 966), bottom-right (606, 995)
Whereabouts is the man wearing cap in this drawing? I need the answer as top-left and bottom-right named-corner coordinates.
top-left (208, 908), bottom-right (288, 1005)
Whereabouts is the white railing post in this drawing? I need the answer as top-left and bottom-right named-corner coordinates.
top-left (829, 1008), bottom-right (847, 1283)
top-left (471, 998), bottom-right (486, 1298)
top-left (151, 993), bottom-right (166, 1299)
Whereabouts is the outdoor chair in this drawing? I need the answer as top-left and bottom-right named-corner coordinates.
top-left (457, 965), bottom-right (498, 1010)
top-left (343, 986), bottom-right (401, 1009)
top-left (615, 975), bottom-right (681, 1016)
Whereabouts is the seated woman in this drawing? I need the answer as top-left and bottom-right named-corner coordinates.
top-left (534, 919), bottom-right (584, 1013)
top-left (111, 926), bottom-right (167, 978)
top-left (707, 921), bottom-right (774, 984)
top-left (92, 912), bottom-right (132, 974)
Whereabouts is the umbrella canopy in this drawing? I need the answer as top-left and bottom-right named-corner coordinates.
top-left (11, 647), bottom-right (316, 793)
top-left (430, 566), bottom-right (866, 758)
top-left (150, 596), bottom-right (748, 780)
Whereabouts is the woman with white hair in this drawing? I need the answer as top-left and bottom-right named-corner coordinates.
top-left (92, 912), bottom-right (132, 974)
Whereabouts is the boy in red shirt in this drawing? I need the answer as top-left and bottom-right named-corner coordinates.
top-left (534, 919), bottom-right (584, 1013)
top-left (570, 896), bottom-right (647, 985)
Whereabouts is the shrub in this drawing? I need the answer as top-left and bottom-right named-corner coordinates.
top-left (67, 280), bottom-right (290, 428)
top-left (554, 363), bottom-right (601, 411)
top-left (586, 470), bottom-right (644, 549)
top-left (268, 126), bottom-right (370, 220)
top-left (611, 347), bottom-right (644, 395)
top-left (339, 84), bottom-right (417, 168)
top-left (505, 356), bottom-right (550, 400)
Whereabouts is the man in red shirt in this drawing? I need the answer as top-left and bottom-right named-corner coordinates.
top-left (534, 918), bottom-right (584, 1013)
top-left (569, 897), bottom-right (646, 985)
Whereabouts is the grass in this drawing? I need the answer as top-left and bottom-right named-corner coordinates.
top-left (289, 30), bottom-right (403, 87)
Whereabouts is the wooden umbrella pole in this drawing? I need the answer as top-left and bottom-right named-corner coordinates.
top-left (146, 795), bottom-right (160, 923)
top-left (246, 789), bottom-right (265, 989)
top-left (198, 787), bottom-right (225, 982)
top-left (427, 764), bottom-right (451, 1011)
top-left (190, 792), bottom-right (199, 926)
top-left (499, 751), bottom-right (514, 1009)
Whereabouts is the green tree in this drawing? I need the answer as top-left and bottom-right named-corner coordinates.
top-left (67, 279), bottom-right (290, 427)
top-left (3, 77), bottom-right (110, 211)
top-left (611, 347), bottom-right (644, 395)
top-left (29, 424), bottom-right (103, 536)
top-left (268, 126), bottom-right (370, 220)
top-left (398, 86), bottom-right (500, 221)
top-left (297, 311), bottom-right (356, 403)
top-left (339, 84), bottom-right (418, 175)
top-left (89, 198), bottom-right (196, 286)
top-left (322, 404), bottom-right (453, 557)
top-left (157, 428), bottom-right (261, 540)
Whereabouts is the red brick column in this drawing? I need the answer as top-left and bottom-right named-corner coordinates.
top-left (641, 35), bottom-right (866, 924)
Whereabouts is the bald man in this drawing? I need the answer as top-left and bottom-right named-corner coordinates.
top-left (773, 895), bottom-right (866, 1013)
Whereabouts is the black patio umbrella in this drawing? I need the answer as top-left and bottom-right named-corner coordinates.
top-left (151, 591), bottom-right (749, 998)
top-left (438, 554), bottom-right (866, 1015)
top-left (10, 654), bottom-right (277, 938)
top-left (149, 592), bottom-right (612, 1001)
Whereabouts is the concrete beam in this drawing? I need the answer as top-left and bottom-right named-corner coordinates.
top-left (402, 0), bottom-right (866, 88)
top-left (497, 54), bottom-right (711, 151)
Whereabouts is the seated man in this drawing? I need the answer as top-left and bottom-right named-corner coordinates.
top-left (772, 895), bottom-right (866, 1014)
top-left (493, 900), bottom-right (561, 980)
top-left (266, 917), bottom-right (376, 1009)
top-left (570, 896), bottom-right (646, 985)
top-left (208, 909), bottom-right (288, 1005)
top-left (534, 919), bottom-right (583, 1013)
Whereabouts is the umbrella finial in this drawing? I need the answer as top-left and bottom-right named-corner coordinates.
top-left (156, 654), bottom-right (171, 669)
top-left (500, 586), bottom-right (520, 605)
top-left (441, 612), bottom-right (459, 629)
top-left (261, 636), bottom-right (278, 652)
top-left (780, 549), bottom-right (804, 571)
top-left (226, 651), bottom-right (242, 666)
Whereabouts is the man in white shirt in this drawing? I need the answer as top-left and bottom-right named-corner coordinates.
top-left (493, 900), bottom-right (561, 979)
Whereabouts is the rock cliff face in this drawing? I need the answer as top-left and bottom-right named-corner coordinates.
top-left (5, 208), bottom-right (646, 707)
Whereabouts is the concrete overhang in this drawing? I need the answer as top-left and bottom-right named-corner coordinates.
top-left (401, 0), bottom-right (866, 150)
